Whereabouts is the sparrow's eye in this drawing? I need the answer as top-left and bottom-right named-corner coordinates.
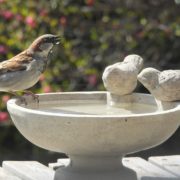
top-left (43, 36), bottom-right (60, 45)
top-left (44, 38), bottom-right (50, 43)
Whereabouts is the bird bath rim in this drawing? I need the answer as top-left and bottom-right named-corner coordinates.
top-left (7, 91), bottom-right (180, 180)
top-left (7, 91), bottom-right (180, 119)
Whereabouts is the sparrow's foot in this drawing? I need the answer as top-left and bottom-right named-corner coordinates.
top-left (23, 90), bottom-right (39, 104)
top-left (8, 91), bottom-right (27, 105)
top-left (19, 96), bottom-right (28, 106)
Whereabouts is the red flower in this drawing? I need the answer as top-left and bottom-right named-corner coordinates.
top-left (0, 0), bottom-right (6, 3)
top-left (0, 45), bottom-right (8, 54)
top-left (15, 14), bottom-right (23, 22)
top-left (136, 31), bottom-right (145, 39)
top-left (25, 16), bottom-right (36, 28)
top-left (1, 10), bottom-right (13, 20)
top-left (59, 16), bottom-right (67, 27)
top-left (39, 74), bottom-right (45, 82)
top-left (86, 0), bottom-right (95, 6)
top-left (40, 10), bottom-right (48, 17)
top-left (2, 95), bottom-right (10, 103)
top-left (0, 112), bottom-right (9, 122)
top-left (87, 74), bottom-right (97, 86)
top-left (43, 85), bottom-right (52, 93)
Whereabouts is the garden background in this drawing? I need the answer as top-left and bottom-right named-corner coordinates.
top-left (0, 0), bottom-right (180, 165)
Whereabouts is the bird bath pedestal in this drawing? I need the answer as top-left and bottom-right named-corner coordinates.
top-left (7, 92), bottom-right (180, 180)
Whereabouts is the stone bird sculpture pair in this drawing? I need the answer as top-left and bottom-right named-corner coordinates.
top-left (103, 55), bottom-right (180, 102)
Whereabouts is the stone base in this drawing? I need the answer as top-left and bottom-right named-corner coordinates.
top-left (54, 156), bottom-right (137, 180)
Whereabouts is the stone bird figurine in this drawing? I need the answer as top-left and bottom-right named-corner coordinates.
top-left (0, 34), bottom-right (60, 103)
top-left (137, 67), bottom-right (180, 102)
top-left (102, 54), bottom-right (143, 95)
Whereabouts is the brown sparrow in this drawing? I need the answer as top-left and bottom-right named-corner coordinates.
top-left (0, 34), bottom-right (60, 103)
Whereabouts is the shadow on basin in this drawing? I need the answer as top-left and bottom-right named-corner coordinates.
top-left (141, 177), bottom-right (179, 180)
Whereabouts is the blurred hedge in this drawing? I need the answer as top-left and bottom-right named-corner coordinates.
top-left (0, 0), bottom-right (180, 162)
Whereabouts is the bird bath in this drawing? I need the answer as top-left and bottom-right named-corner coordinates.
top-left (7, 91), bottom-right (180, 180)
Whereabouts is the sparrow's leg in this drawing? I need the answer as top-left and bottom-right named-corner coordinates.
top-left (23, 90), bottom-right (39, 103)
top-left (8, 91), bottom-right (27, 105)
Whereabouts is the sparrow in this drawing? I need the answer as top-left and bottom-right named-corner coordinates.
top-left (137, 67), bottom-right (180, 102)
top-left (0, 34), bottom-right (60, 103)
top-left (102, 54), bottom-right (143, 96)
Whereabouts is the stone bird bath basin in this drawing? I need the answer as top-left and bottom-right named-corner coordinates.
top-left (7, 92), bottom-right (180, 180)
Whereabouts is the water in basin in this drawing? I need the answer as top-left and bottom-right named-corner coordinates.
top-left (29, 100), bottom-right (158, 115)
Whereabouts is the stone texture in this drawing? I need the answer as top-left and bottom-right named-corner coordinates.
top-left (102, 54), bottom-right (143, 95)
top-left (51, 158), bottom-right (178, 179)
top-left (7, 92), bottom-right (180, 180)
top-left (138, 67), bottom-right (180, 102)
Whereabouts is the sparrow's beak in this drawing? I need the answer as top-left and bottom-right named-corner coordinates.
top-left (52, 35), bottom-right (61, 45)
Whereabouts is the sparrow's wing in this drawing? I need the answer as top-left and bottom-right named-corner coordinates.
top-left (0, 51), bottom-right (33, 75)
top-left (9, 50), bottom-right (33, 63)
top-left (159, 70), bottom-right (180, 91)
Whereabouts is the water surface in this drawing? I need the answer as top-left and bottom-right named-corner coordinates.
top-left (29, 100), bottom-right (157, 115)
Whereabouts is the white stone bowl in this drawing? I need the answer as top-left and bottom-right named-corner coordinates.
top-left (7, 92), bottom-right (180, 180)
